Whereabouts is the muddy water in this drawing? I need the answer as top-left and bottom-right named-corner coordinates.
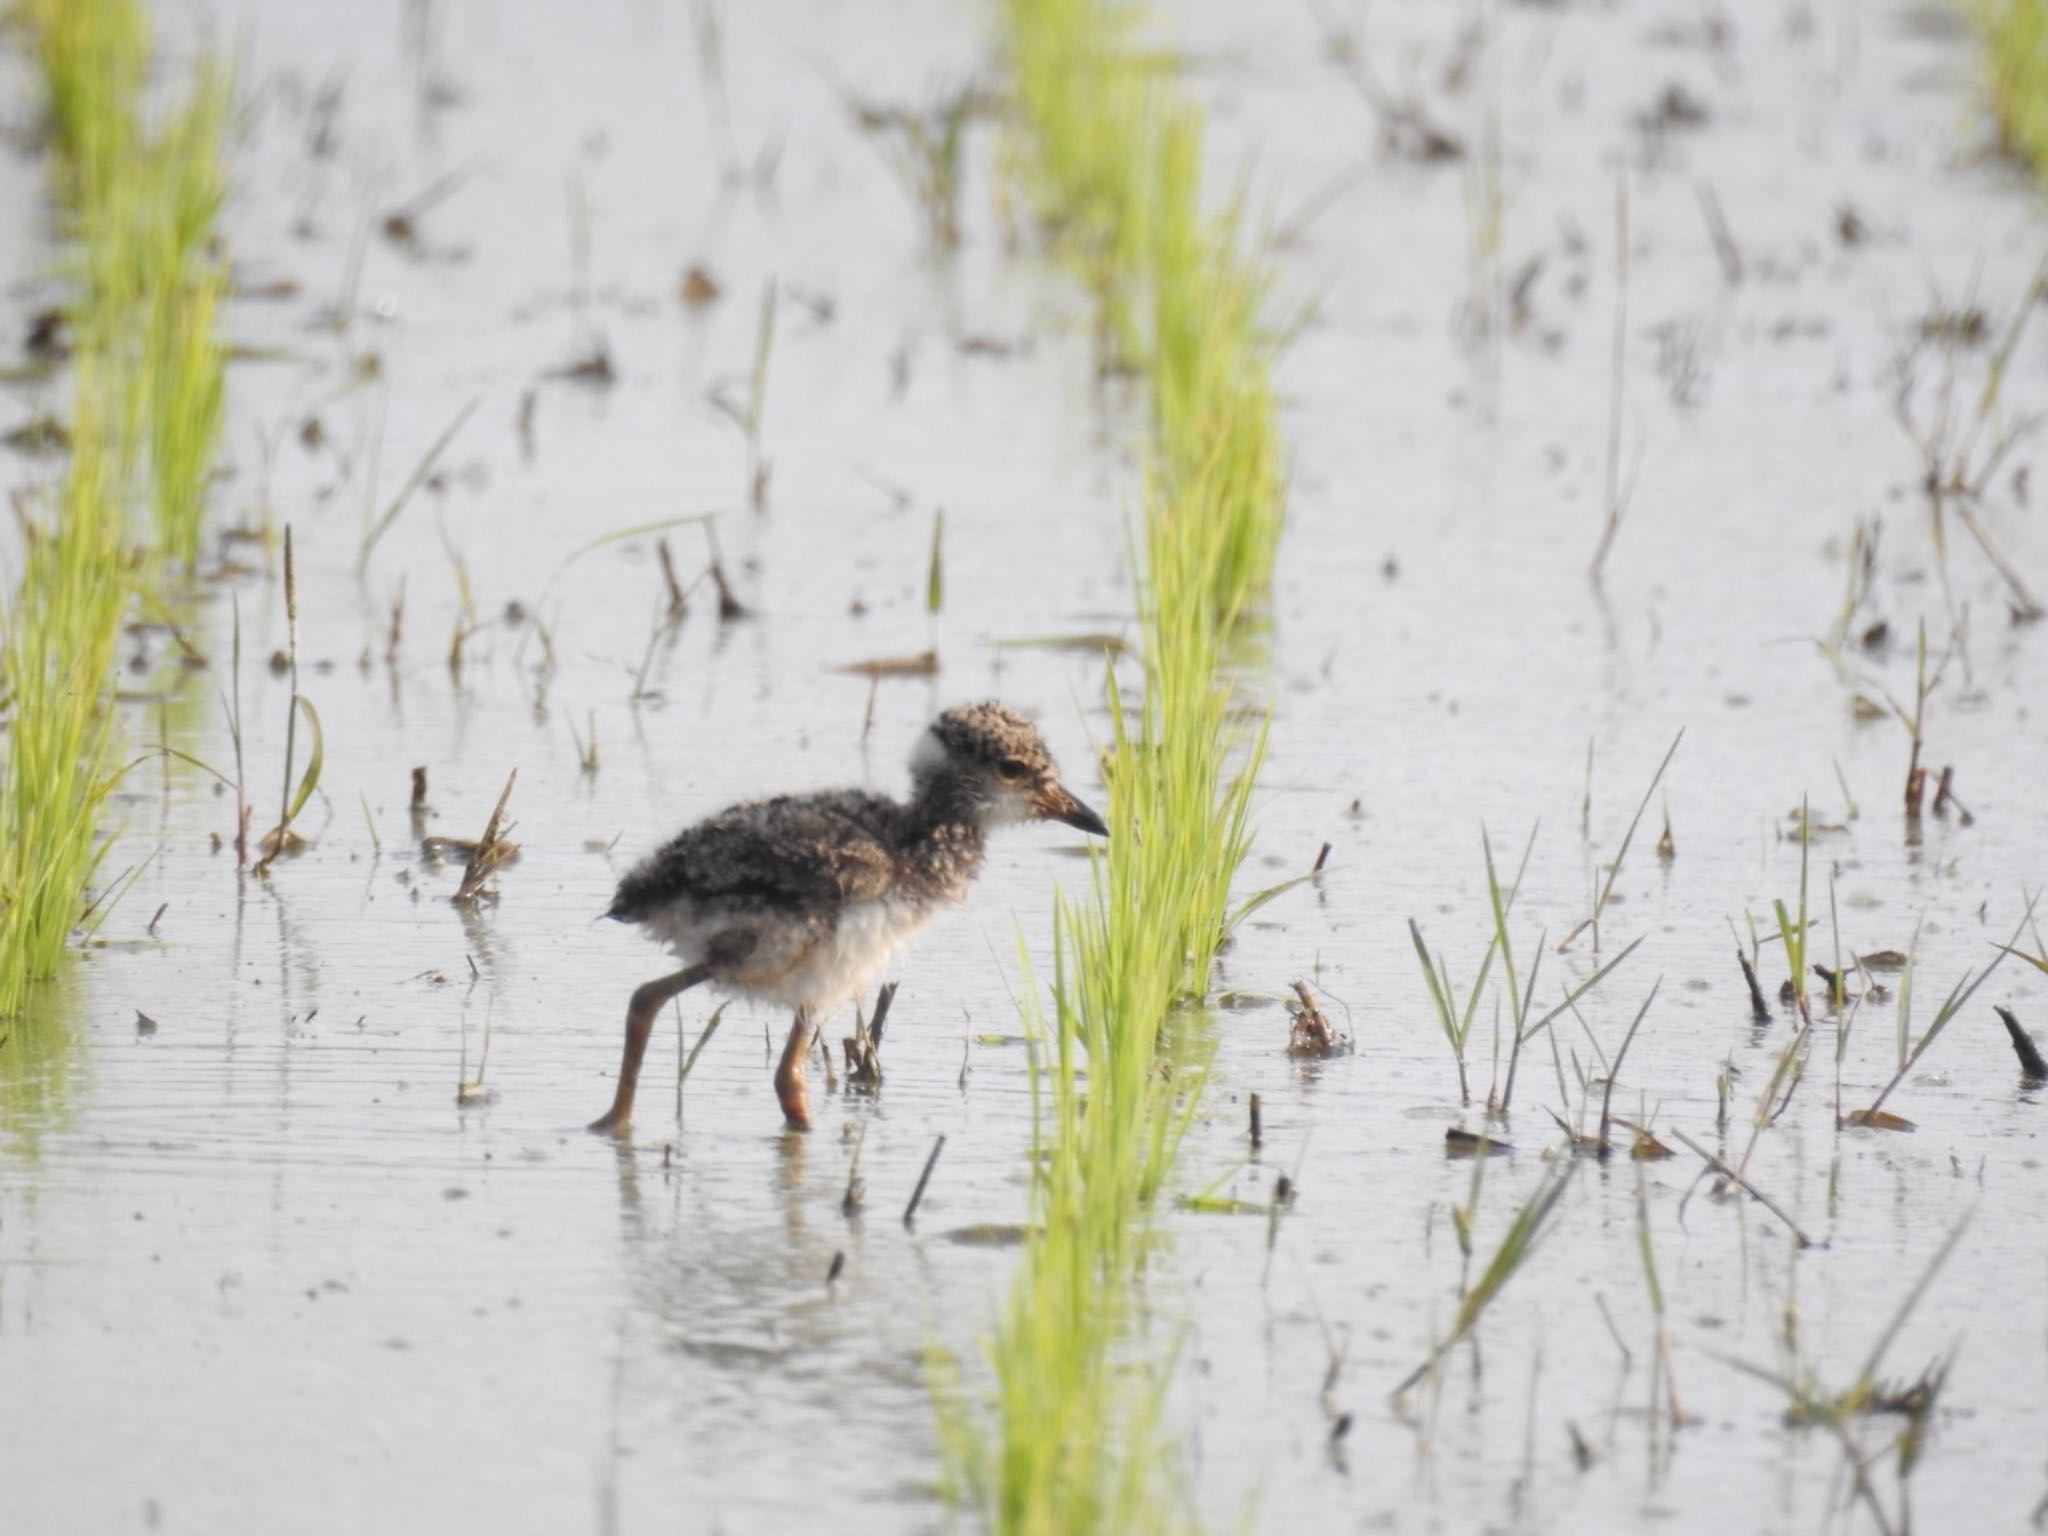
top-left (4, 1), bottom-right (2047, 1532)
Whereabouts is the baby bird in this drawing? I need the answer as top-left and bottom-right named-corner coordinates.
top-left (589, 702), bottom-right (1107, 1134)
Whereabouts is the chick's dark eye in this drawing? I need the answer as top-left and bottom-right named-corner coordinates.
top-left (996, 758), bottom-right (1029, 783)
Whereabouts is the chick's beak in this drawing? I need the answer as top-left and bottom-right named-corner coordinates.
top-left (1036, 782), bottom-right (1109, 837)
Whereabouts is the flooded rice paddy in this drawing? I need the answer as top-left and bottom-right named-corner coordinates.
top-left (5, 1), bottom-right (2048, 1531)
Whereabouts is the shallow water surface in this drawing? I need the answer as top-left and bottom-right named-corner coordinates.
top-left (4, 2), bottom-right (2048, 1533)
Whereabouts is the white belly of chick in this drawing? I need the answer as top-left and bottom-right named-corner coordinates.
top-left (740, 897), bottom-right (939, 1013)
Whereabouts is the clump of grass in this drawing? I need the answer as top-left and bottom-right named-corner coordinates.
top-left (1971, 0), bottom-right (2048, 181)
top-left (60, 44), bottom-right (232, 569)
top-left (140, 64), bottom-right (232, 568)
top-left (145, 252), bottom-right (227, 565)
top-left (1, 1), bottom-right (235, 1016)
top-left (20, 0), bottom-right (147, 206)
top-left (942, 0), bottom-right (1290, 1528)
top-left (0, 371), bottom-right (130, 1017)
top-left (1148, 108), bottom-right (1285, 615)
top-left (942, 909), bottom-right (1203, 1533)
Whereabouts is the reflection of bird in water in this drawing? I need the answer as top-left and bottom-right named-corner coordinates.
top-left (589, 702), bottom-right (1108, 1135)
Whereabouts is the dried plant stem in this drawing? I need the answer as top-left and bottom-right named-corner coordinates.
top-left (1669, 1127), bottom-right (1818, 1248)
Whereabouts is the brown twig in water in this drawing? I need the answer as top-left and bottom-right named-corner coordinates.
top-left (868, 980), bottom-right (897, 1050)
top-left (657, 537), bottom-right (688, 621)
top-left (1931, 765), bottom-right (1975, 825)
top-left (842, 1121), bottom-right (867, 1216)
top-left (1995, 1005), bottom-right (2048, 1080)
top-left (385, 577), bottom-right (405, 665)
top-left (903, 1133), bottom-right (946, 1228)
top-left (844, 982), bottom-right (895, 1089)
top-left (1737, 947), bottom-right (1771, 1022)
top-left (706, 526), bottom-right (749, 621)
top-left (1306, 0), bottom-right (1464, 161)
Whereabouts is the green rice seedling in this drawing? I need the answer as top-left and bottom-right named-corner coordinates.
top-left (221, 594), bottom-right (250, 865)
top-left (1459, 17), bottom-right (1504, 357)
top-left (1589, 176), bottom-right (1636, 582)
top-left (688, 0), bottom-right (740, 182)
top-left (149, 61), bottom-right (230, 268)
top-left (1724, 829), bottom-right (1822, 1171)
top-left (255, 531), bottom-right (323, 870)
top-left (0, 367), bottom-right (130, 1017)
top-left (1410, 826), bottom-right (1534, 1105)
top-left (704, 285), bottom-right (779, 511)
top-left (1395, 1161), bottom-right (1577, 1397)
top-left (1558, 729), bottom-right (1682, 952)
top-left (138, 64), bottom-right (231, 567)
top-left (1449, 1134), bottom-right (1490, 1297)
top-left (1634, 1160), bottom-right (1683, 1437)
top-left (1148, 113), bottom-right (1283, 615)
top-left (1497, 933), bottom-right (1645, 1116)
top-left (1829, 921), bottom-right (1889, 1124)
top-left (1596, 978), bottom-right (1662, 1155)
top-left (1833, 758), bottom-right (1859, 821)
top-left (947, 0), bottom-right (1292, 1527)
top-left (1823, 872), bottom-right (1846, 1015)
top-left (1846, 891), bottom-right (2039, 1128)
top-left (998, 0), bottom-right (1155, 357)
top-left (674, 1002), bottom-right (728, 1124)
top-left (21, 0), bottom-right (147, 206)
top-left (943, 912), bottom-right (1193, 1535)
top-left (1970, 1), bottom-right (2048, 183)
top-left (1821, 518), bottom-right (1882, 665)
top-left (456, 990), bottom-right (494, 1105)
top-left (1774, 798), bottom-right (1813, 1020)
top-left (359, 398), bottom-right (481, 571)
top-left (1487, 814), bottom-right (1645, 1116)
top-left (925, 507), bottom-right (945, 656)
top-left (743, 280), bottom-right (776, 510)
top-left (2, 2), bottom-right (235, 1014)
top-left (0, 976), bottom-right (89, 1152)
top-left (1484, 830), bottom-right (1537, 1111)
top-left (568, 710), bottom-right (600, 776)
top-left (145, 254), bottom-right (226, 566)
